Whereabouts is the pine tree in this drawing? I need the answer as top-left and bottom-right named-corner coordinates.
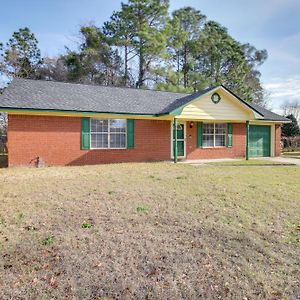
top-left (0, 27), bottom-right (42, 78)
top-left (104, 5), bottom-right (137, 86)
top-left (169, 7), bottom-right (206, 88)
top-left (104, 0), bottom-right (169, 88)
top-left (63, 26), bottom-right (123, 85)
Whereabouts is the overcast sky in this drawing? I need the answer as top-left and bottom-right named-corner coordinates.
top-left (1, 0), bottom-right (300, 111)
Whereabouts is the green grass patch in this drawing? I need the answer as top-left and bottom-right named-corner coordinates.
top-left (0, 215), bottom-right (6, 225)
top-left (82, 221), bottom-right (94, 229)
top-left (136, 206), bottom-right (149, 213)
top-left (42, 235), bottom-right (55, 246)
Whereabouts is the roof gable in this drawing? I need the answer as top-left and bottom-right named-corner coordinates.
top-left (172, 86), bottom-right (260, 121)
top-left (169, 85), bottom-right (290, 122)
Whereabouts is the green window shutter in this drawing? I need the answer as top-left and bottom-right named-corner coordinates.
top-left (127, 119), bottom-right (135, 149)
top-left (197, 122), bottom-right (203, 148)
top-left (81, 117), bottom-right (90, 150)
top-left (227, 123), bottom-right (233, 147)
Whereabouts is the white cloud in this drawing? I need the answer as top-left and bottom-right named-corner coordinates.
top-left (263, 76), bottom-right (300, 112)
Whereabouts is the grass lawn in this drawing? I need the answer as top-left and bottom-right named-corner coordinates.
top-left (208, 159), bottom-right (295, 166)
top-left (0, 163), bottom-right (299, 299)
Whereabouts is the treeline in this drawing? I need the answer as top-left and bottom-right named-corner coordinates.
top-left (0, 0), bottom-right (268, 104)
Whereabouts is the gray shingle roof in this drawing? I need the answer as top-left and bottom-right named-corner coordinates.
top-left (159, 86), bottom-right (217, 114)
top-left (244, 102), bottom-right (289, 122)
top-left (0, 78), bottom-right (289, 122)
top-left (0, 78), bottom-right (189, 115)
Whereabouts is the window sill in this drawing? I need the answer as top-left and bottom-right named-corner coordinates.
top-left (202, 146), bottom-right (227, 149)
top-left (90, 147), bottom-right (127, 150)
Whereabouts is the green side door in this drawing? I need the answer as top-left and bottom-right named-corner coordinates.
top-left (249, 125), bottom-right (271, 157)
top-left (173, 123), bottom-right (185, 157)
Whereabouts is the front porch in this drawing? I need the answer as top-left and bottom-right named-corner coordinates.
top-left (172, 120), bottom-right (249, 163)
top-left (172, 119), bottom-right (280, 163)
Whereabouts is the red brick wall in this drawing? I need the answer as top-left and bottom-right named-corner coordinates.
top-left (275, 124), bottom-right (281, 156)
top-left (8, 115), bottom-right (171, 166)
top-left (7, 116), bottom-right (281, 166)
top-left (186, 122), bottom-right (247, 159)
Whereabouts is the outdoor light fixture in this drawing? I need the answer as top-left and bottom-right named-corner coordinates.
top-left (190, 121), bottom-right (194, 128)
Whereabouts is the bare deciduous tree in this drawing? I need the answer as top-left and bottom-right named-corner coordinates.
top-left (0, 112), bottom-right (7, 135)
top-left (0, 113), bottom-right (7, 153)
top-left (36, 57), bottom-right (68, 81)
top-left (281, 99), bottom-right (300, 123)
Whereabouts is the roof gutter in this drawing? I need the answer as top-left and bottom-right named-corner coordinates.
top-left (0, 106), bottom-right (162, 117)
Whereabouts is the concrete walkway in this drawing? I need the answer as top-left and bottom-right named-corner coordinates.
top-left (179, 157), bottom-right (300, 165)
top-left (179, 158), bottom-right (240, 165)
top-left (259, 156), bottom-right (300, 165)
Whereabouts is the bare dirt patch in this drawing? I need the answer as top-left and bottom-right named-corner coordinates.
top-left (0, 163), bottom-right (299, 299)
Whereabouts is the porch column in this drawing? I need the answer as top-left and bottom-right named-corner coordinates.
top-left (173, 118), bottom-right (178, 163)
top-left (246, 121), bottom-right (250, 160)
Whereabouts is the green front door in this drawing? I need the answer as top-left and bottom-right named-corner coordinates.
top-left (173, 123), bottom-right (185, 157)
top-left (249, 125), bottom-right (271, 157)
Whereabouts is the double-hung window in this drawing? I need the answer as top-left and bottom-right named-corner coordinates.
top-left (203, 123), bottom-right (227, 147)
top-left (90, 118), bottom-right (126, 149)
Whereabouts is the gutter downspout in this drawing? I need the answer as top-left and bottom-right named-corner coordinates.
top-left (246, 121), bottom-right (250, 160)
top-left (173, 118), bottom-right (178, 163)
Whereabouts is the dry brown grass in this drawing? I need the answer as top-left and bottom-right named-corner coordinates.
top-left (0, 163), bottom-right (299, 299)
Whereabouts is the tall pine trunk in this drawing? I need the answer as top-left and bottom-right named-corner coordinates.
top-left (124, 43), bottom-right (128, 86)
top-left (137, 39), bottom-right (144, 88)
top-left (176, 51), bottom-right (180, 86)
top-left (183, 44), bottom-right (188, 88)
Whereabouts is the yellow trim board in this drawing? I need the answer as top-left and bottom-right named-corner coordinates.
top-left (249, 120), bottom-right (288, 125)
top-left (0, 108), bottom-right (287, 124)
top-left (3, 109), bottom-right (174, 120)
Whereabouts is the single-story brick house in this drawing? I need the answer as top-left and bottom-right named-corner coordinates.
top-left (0, 78), bottom-right (290, 167)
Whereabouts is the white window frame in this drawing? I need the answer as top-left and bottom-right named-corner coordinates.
top-left (90, 118), bottom-right (127, 149)
top-left (203, 123), bottom-right (227, 148)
